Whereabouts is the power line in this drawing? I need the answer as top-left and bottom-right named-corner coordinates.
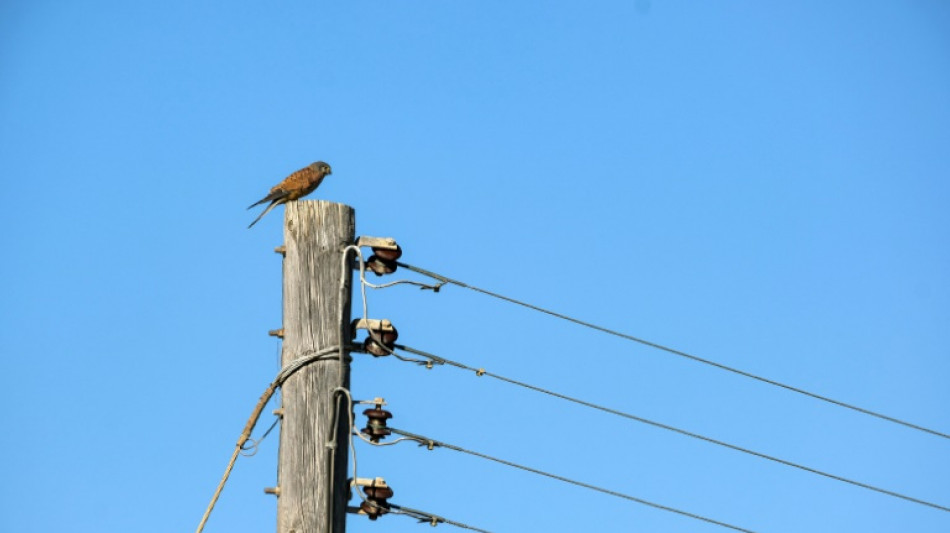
top-left (196, 346), bottom-right (342, 533)
top-left (391, 343), bottom-right (950, 514)
top-left (385, 427), bottom-right (759, 533)
top-left (387, 503), bottom-right (494, 533)
top-left (394, 261), bottom-right (950, 441)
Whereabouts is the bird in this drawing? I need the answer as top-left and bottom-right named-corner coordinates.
top-left (247, 161), bottom-right (333, 228)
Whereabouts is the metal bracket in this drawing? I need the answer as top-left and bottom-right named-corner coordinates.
top-left (355, 236), bottom-right (398, 251)
top-left (355, 397), bottom-right (387, 407)
top-left (350, 318), bottom-right (395, 340)
top-left (351, 477), bottom-right (389, 489)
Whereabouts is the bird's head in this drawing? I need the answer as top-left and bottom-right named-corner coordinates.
top-left (310, 161), bottom-right (332, 175)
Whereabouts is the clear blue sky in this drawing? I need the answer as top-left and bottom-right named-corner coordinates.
top-left (2, 2), bottom-right (948, 532)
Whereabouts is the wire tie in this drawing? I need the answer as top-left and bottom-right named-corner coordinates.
top-left (420, 281), bottom-right (446, 292)
top-left (239, 438), bottom-right (259, 457)
top-left (475, 368), bottom-right (486, 377)
top-left (425, 361), bottom-right (434, 370)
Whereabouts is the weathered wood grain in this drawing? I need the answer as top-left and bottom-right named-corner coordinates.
top-left (277, 200), bottom-right (354, 533)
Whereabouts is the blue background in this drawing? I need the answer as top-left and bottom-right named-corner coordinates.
top-left (1, 1), bottom-right (948, 532)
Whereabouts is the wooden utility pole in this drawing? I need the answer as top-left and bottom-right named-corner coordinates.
top-left (277, 200), bottom-right (354, 533)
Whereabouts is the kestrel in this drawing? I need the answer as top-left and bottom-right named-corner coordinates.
top-left (247, 161), bottom-right (333, 228)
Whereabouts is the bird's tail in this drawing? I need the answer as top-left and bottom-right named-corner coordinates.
top-left (247, 201), bottom-right (280, 229)
top-left (247, 189), bottom-right (287, 210)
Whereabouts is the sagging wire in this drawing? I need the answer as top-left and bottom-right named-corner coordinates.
top-left (388, 343), bottom-right (950, 514)
top-left (394, 260), bottom-right (950, 442)
top-left (377, 427), bottom-right (758, 533)
top-left (196, 346), bottom-right (341, 533)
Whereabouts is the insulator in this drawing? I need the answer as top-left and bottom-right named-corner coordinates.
top-left (362, 407), bottom-right (393, 442)
top-left (359, 499), bottom-right (390, 520)
top-left (366, 255), bottom-right (398, 276)
top-left (377, 326), bottom-right (398, 345)
top-left (363, 325), bottom-right (398, 357)
top-left (363, 338), bottom-right (389, 357)
top-left (363, 484), bottom-right (394, 500)
top-left (361, 484), bottom-right (394, 520)
top-left (372, 244), bottom-right (402, 261)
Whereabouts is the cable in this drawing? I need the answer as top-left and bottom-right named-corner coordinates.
top-left (239, 416), bottom-right (280, 457)
top-left (196, 346), bottom-right (341, 533)
top-left (390, 343), bottom-right (950, 514)
top-left (384, 427), bottom-right (758, 533)
top-left (198, 244), bottom-right (426, 531)
top-left (388, 503), bottom-right (494, 532)
top-left (395, 261), bottom-right (950, 441)
top-left (328, 387), bottom-right (364, 533)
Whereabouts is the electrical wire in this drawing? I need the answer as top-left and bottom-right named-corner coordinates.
top-left (388, 503), bottom-right (494, 533)
top-left (196, 346), bottom-right (341, 533)
top-left (197, 244), bottom-right (441, 531)
top-left (239, 416), bottom-right (280, 457)
top-left (387, 343), bottom-right (950, 514)
top-left (383, 427), bottom-right (758, 533)
top-left (394, 261), bottom-right (950, 441)
top-left (328, 387), bottom-right (365, 533)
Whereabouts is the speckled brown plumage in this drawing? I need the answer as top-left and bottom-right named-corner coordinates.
top-left (248, 161), bottom-right (332, 228)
